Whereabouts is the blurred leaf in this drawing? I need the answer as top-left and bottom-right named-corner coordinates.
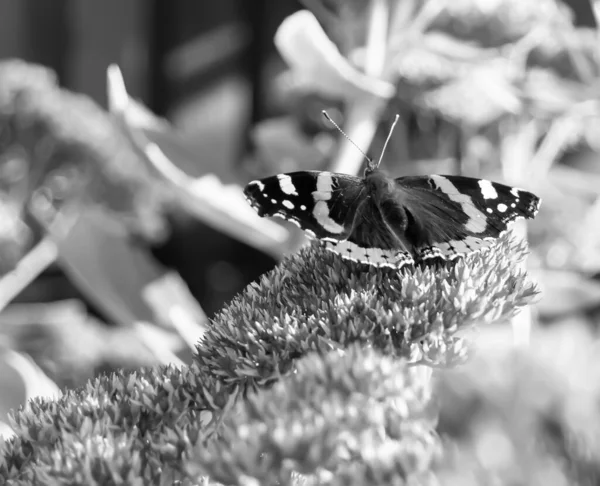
top-left (301, 0), bottom-right (374, 55)
top-left (274, 10), bottom-right (395, 101)
top-left (0, 59), bottom-right (57, 109)
top-left (0, 347), bottom-right (60, 438)
top-left (0, 300), bottom-right (164, 388)
top-left (390, 32), bottom-right (501, 88)
top-left (51, 207), bottom-right (206, 352)
top-left (428, 0), bottom-right (572, 48)
top-left (533, 268), bottom-right (600, 319)
top-left (2, 348), bottom-right (60, 401)
top-left (526, 26), bottom-right (600, 82)
top-left (107, 65), bottom-right (299, 260)
top-left (436, 322), bottom-right (600, 485)
top-left (419, 60), bottom-right (521, 127)
top-left (522, 68), bottom-right (599, 120)
top-left (0, 60), bottom-right (171, 243)
top-left (0, 235), bottom-right (58, 314)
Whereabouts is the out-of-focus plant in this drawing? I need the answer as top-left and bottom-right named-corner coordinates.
top-left (0, 60), bottom-right (172, 244)
top-left (265, 0), bottom-right (572, 177)
top-left (0, 58), bottom-right (188, 349)
top-left (435, 322), bottom-right (600, 485)
top-left (107, 65), bottom-right (302, 261)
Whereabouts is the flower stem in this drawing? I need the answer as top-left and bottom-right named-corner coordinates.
top-left (364, 0), bottom-right (389, 77)
top-left (0, 236), bottom-right (58, 314)
top-left (330, 0), bottom-right (390, 175)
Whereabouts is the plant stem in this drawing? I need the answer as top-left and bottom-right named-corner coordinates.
top-left (330, 0), bottom-right (390, 175)
top-left (0, 236), bottom-right (58, 314)
top-left (364, 0), bottom-right (389, 77)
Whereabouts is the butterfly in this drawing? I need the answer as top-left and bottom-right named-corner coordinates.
top-left (243, 115), bottom-right (541, 269)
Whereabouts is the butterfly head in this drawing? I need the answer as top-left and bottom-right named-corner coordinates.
top-left (364, 158), bottom-right (377, 176)
top-left (365, 114), bottom-right (401, 176)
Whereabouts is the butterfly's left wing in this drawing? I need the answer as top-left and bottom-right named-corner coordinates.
top-left (391, 174), bottom-right (541, 260)
top-left (244, 170), bottom-right (365, 240)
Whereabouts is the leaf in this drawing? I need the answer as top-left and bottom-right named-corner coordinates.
top-left (274, 10), bottom-right (395, 101)
top-left (107, 64), bottom-right (298, 260)
top-left (418, 60), bottom-right (521, 127)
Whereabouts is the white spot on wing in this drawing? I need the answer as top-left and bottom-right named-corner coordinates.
top-left (430, 176), bottom-right (487, 233)
top-left (324, 240), bottom-right (413, 269)
top-left (271, 199), bottom-right (277, 204)
top-left (478, 180), bottom-right (498, 199)
top-left (277, 174), bottom-right (299, 196)
top-left (282, 200), bottom-right (294, 209)
top-left (310, 172), bottom-right (346, 234)
top-left (300, 205), bottom-right (307, 211)
top-left (419, 236), bottom-right (494, 261)
top-left (497, 203), bottom-right (508, 213)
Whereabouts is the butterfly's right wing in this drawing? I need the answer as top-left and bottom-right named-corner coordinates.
top-left (244, 170), bottom-right (365, 240)
top-left (391, 174), bottom-right (541, 260)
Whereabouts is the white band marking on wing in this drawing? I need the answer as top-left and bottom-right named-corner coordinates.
top-left (430, 176), bottom-right (488, 233)
top-left (312, 172), bottom-right (345, 234)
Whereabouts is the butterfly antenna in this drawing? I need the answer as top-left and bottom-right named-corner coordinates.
top-left (376, 114), bottom-right (400, 169)
top-left (322, 110), bottom-right (373, 167)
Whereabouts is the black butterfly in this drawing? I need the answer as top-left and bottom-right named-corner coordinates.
top-left (243, 162), bottom-right (540, 269)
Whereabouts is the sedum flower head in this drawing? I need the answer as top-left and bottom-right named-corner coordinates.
top-left (195, 233), bottom-right (538, 393)
top-left (186, 345), bottom-right (439, 486)
top-left (0, 231), bottom-right (538, 485)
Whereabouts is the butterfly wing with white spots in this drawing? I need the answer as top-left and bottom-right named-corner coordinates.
top-left (244, 169), bottom-right (540, 269)
top-left (244, 171), bottom-right (364, 240)
top-left (391, 174), bottom-right (540, 260)
top-left (244, 170), bottom-right (415, 267)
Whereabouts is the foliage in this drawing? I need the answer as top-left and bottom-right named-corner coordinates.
top-left (0, 59), bottom-right (172, 256)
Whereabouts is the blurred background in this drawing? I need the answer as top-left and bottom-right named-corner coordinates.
top-left (0, 0), bottom-right (599, 440)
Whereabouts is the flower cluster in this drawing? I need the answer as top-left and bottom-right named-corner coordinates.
top-left (1, 234), bottom-right (537, 484)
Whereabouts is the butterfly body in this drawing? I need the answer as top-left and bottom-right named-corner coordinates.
top-left (244, 167), bottom-right (540, 269)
